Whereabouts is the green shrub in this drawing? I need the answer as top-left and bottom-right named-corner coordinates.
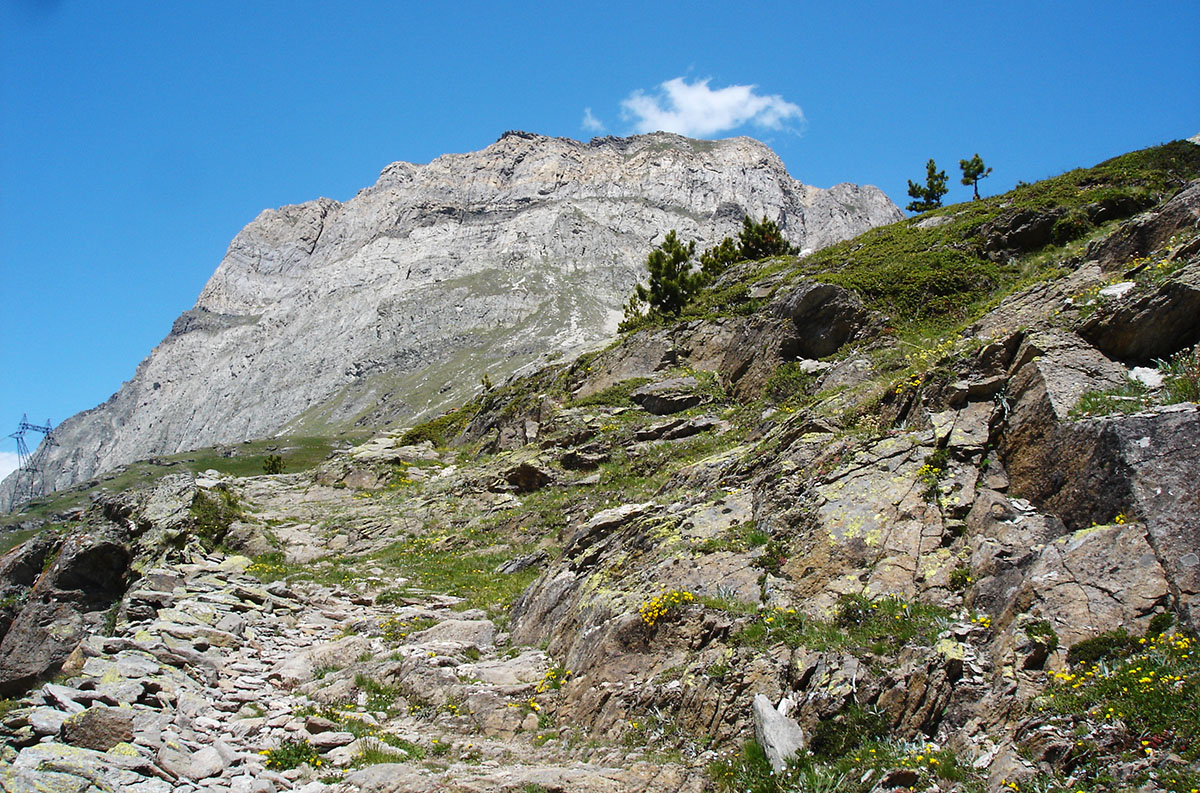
top-left (1066, 628), bottom-right (1139, 667)
top-left (263, 737), bottom-right (322, 770)
top-left (1051, 209), bottom-right (1091, 245)
top-left (948, 565), bottom-right (973, 592)
top-left (764, 362), bottom-right (818, 405)
top-left (262, 454), bottom-right (285, 475)
top-left (189, 488), bottom-right (242, 547)
top-left (1025, 619), bottom-right (1060, 653)
top-left (1147, 611), bottom-right (1175, 638)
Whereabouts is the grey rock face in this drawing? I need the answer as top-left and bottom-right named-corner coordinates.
top-left (752, 693), bottom-right (806, 773)
top-left (2, 132), bottom-right (900, 508)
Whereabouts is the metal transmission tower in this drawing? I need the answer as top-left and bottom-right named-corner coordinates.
top-left (7, 414), bottom-right (56, 504)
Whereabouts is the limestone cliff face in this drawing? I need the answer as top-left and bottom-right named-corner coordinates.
top-left (4, 132), bottom-right (900, 505)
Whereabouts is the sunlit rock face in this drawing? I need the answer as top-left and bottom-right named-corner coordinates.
top-left (4, 131), bottom-right (899, 505)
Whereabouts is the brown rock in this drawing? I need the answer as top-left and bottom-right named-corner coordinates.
top-left (0, 528), bottom-right (131, 696)
top-left (768, 280), bottom-right (871, 359)
top-left (1010, 521), bottom-right (1171, 647)
top-left (59, 705), bottom-right (134, 751)
top-left (631, 377), bottom-right (706, 415)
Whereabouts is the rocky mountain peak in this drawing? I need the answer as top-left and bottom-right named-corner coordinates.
top-left (3, 132), bottom-right (900, 507)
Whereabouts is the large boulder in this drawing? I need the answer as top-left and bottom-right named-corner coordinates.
top-left (0, 528), bottom-right (131, 695)
top-left (998, 329), bottom-right (1128, 513)
top-left (768, 280), bottom-right (871, 359)
top-left (1085, 180), bottom-right (1200, 270)
top-left (1006, 521), bottom-right (1171, 647)
top-left (1079, 261), bottom-right (1200, 363)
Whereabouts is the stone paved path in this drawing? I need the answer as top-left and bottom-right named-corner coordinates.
top-left (0, 550), bottom-right (702, 793)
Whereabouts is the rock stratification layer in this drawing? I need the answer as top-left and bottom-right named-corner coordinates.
top-left (6, 132), bottom-right (899, 505)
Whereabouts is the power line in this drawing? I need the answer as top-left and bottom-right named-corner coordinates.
top-left (7, 414), bottom-right (56, 505)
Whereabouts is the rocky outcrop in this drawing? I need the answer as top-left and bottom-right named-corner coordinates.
top-left (1078, 261), bottom-right (1200, 362)
top-left (3, 132), bottom-right (900, 509)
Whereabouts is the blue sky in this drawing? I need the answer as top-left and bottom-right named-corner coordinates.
top-left (2, 0), bottom-right (1198, 476)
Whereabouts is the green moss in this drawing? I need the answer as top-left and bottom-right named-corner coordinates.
top-left (570, 377), bottom-right (652, 408)
top-left (397, 404), bottom-right (478, 447)
top-left (189, 488), bottom-right (242, 548)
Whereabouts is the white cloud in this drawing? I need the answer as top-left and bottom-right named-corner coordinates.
top-left (621, 77), bottom-right (804, 138)
top-left (0, 452), bottom-right (18, 481)
top-left (581, 107), bottom-right (605, 133)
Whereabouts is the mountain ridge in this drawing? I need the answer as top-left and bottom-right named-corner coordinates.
top-left (1, 131), bottom-right (900, 509)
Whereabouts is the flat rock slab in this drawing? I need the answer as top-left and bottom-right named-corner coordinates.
top-left (59, 705), bottom-right (135, 752)
top-left (631, 377), bottom-right (706, 415)
top-left (410, 619), bottom-right (496, 650)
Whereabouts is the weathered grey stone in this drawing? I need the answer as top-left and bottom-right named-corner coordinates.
top-left (1012, 521), bottom-right (1171, 646)
top-left (308, 730), bottom-right (354, 750)
top-left (410, 619), bottom-right (496, 650)
top-left (28, 707), bottom-right (70, 735)
top-left (752, 693), bottom-right (806, 773)
top-left (269, 635), bottom-right (372, 687)
top-left (187, 745), bottom-right (226, 779)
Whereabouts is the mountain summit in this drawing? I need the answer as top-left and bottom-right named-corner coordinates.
top-left (3, 132), bottom-right (899, 505)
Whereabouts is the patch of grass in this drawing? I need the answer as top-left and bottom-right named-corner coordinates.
top-left (693, 522), bottom-right (769, 554)
top-left (1071, 381), bottom-right (1152, 417)
top-left (354, 674), bottom-right (408, 714)
top-left (570, 377), bottom-right (652, 408)
top-left (763, 362), bottom-right (819, 407)
top-left (734, 595), bottom-right (952, 656)
top-left (245, 551), bottom-right (360, 588)
top-left (809, 704), bottom-right (890, 760)
top-left (381, 615), bottom-right (437, 643)
top-left (263, 737), bottom-right (323, 771)
top-left (398, 405), bottom-right (478, 447)
top-left (1040, 631), bottom-right (1200, 789)
top-left (709, 737), bottom-right (978, 793)
top-left (373, 535), bottom-right (541, 617)
top-left (354, 739), bottom-right (422, 766)
top-left (0, 528), bottom-right (39, 556)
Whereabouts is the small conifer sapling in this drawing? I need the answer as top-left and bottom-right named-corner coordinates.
top-left (959, 153), bottom-right (993, 200)
top-left (906, 159), bottom-right (949, 212)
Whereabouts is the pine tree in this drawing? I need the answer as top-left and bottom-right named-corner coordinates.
top-left (737, 215), bottom-right (797, 260)
top-left (959, 153), bottom-right (993, 200)
top-left (631, 230), bottom-right (699, 317)
top-left (699, 236), bottom-right (740, 280)
top-left (906, 159), bottom-right (949, 212)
